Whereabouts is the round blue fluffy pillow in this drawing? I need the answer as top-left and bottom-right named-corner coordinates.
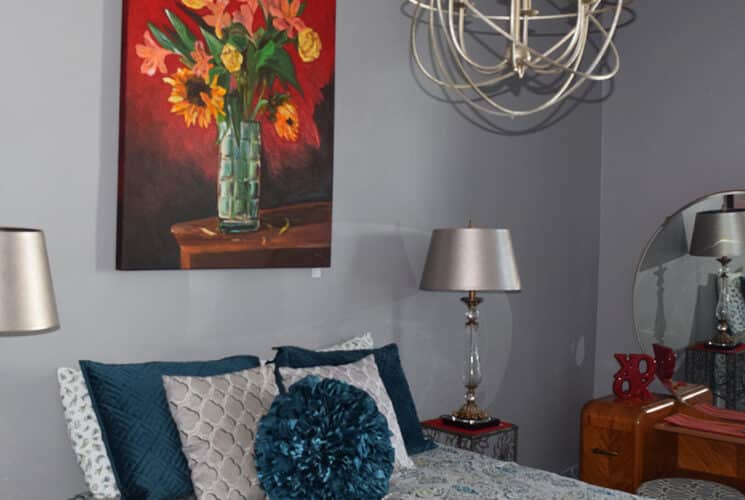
top-left (255, 376), bottom-right (395, 500)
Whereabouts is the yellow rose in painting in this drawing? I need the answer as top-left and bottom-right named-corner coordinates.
top-left (298, 28), bottom-right (322, 63)
top-left (182, 0), bottom-right (207, 8)
top-left (220, 44), bottom-right (244, 73)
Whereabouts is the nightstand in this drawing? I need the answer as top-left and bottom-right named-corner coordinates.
top-left (421, 418), bottom-right (518, 461)
top-left (685, 343), bottom-right (745, 410)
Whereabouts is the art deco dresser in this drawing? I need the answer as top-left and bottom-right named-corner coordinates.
top-left (581, 388), bottom-right (745, 494)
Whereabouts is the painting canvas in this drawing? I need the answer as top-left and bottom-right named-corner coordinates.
top-left (116, 0), bottom-right (336, 270)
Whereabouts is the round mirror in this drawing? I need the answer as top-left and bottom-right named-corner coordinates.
top-left (633, 190), bottom-right (745, 367)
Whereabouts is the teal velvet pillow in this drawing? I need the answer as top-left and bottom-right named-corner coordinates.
top-left (273, 343), bottom-right (436, 455)
top-left (80, 355), bottom-right (260, 500)
top-left (255, 376), bottom-right (395, 499)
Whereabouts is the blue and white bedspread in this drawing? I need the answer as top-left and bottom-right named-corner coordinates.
top-left (68, 445), bottom-right (644, 500)
top-left (385, 445), bottom-right (643, 500)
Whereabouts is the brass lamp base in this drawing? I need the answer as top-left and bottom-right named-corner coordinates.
top-left (443, 386), bottom-right (500, 428)
top-left (453, 398), bottom-right (489, 421)
top-left (707, 320), bottom-right (740, 349)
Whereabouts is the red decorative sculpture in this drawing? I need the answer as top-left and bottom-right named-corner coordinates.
top-left (652, 343), bottom-right (689, 395)
top-left (613, 353), bottom-right (656, 401)
top-left (653, 344), bottom-right (676, 391)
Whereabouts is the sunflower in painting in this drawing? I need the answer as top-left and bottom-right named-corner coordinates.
top-left (163, 68), bottom-right (226, 128)
top-left (274, 102), bottom-right (299, 141)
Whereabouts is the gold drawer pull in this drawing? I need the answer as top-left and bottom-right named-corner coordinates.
top-left (591, 448), bottom-right (620, 457)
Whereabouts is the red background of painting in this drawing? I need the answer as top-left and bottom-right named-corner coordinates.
top-left (120, 0), bottom-right (335, 179)
top-left (117, 0), bottom-right (336, 269)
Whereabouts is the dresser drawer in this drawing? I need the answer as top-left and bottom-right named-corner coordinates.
top-left (581, 425), bottom-right (635, 491)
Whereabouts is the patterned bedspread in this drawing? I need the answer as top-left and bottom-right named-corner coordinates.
top-left (385, 445), bottom-right (645, 499)
top-left (68, 445), bottom-right (644, 500)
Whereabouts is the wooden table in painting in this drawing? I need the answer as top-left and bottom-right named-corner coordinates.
top-left (171, 202), bottom-right (331, 270)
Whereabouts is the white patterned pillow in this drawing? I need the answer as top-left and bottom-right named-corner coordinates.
top-left (56, 368), bottom-right (119, 499)
top-left (57, 333), bottom-right (373, 497)
top-left (279, 354), bottom-right (414, 470)
top-left (163, 365), bottom-right (278, 500)
top-left (723, 273), bottom-right (745, 337)
top-left (318, 332), bottom-right (373, 351)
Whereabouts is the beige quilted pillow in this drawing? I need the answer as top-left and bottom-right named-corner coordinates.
top-left (279, 354), bottom-right (414, 470)
top-left (163, 365), bottom-right (278, 500)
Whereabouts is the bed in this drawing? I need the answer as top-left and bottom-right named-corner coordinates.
top-left (67, 445), bottom-right (643, 500)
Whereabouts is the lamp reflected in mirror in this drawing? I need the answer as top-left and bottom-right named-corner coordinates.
top-left (634, 190), bottom-right (745, 410)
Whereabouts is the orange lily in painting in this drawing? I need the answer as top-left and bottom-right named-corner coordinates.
top-left (135, 31), bottom-right (173, 76)
top-left (233, 0), bottom-right (260, 34)
top-left (268, 0), bottom-right (306, 38)
top-left (202, 0), bottom-right (231, 39)
top-left (190, 41), bottom-right (213, 79)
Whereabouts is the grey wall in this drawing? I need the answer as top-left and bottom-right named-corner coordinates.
top-left (593, 1), bottom-right (745, 395)
top-left (0, 1), bottom-right (601, 497)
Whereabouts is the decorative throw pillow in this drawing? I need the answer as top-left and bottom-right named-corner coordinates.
top-left (279, 354), bottom-right (414, 470)
top-left (80, 355), bottom-right (260, 500)
top-left (57, 334), bottom-right (372, 497)
top-left (163, 365), bottom-right (278, 500)
top-left (724, 275), bottom-right (745, 337)
top-left (56, 368), bottom-right (119, 500)
top-left (255, 376), bottom-right (395, 500)
top-left (273, 343), bottom-right (436, 455)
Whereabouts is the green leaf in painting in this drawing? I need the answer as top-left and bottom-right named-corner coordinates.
top-left (210, 66), bottom-right (231, 89)
top-left (175, 4), bottom-right (212, 33)
top-left (272, 30), bottom-right (289, 47)
top-left (165, 10), bottom-right (196, 51)
top-left (148, 23), bottom-right (180, 55)
top-left (225, 92), bottom-right (244, 144)
top-left (255, 40), bottom-right (277, 70)
top-left (201, 27), bottom-right (225, 62)
top-left (266, 47), bottom-right (301, 93)
top-left (149, 23), bottom-right (194, 65)
top-left (227, 32), bottom-right (250, 53)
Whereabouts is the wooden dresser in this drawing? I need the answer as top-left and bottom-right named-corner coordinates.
top-left (581, 389), bottom-right (745, 494)
top-left (580, 395), bottom-right (677, 493)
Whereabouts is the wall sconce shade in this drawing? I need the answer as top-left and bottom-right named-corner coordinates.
top-left (0, 228), bottom-right (59, 334)
top-left (420, 228), bottom-right (521, 292)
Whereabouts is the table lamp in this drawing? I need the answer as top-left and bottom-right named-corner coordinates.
top-left (0, 228), bottom-right (59, 335)
top-left (689, 209), bottom-right (745, 349)
top-left (420, 224), bottom-right (520, 427)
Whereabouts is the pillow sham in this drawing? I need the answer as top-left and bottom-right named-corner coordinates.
top-left (57, 368), bottom-right (119, 500)
top-left (318, 331), bottom-right (373, 351)
top-left (255, 376), bottom-right (395, 500)
top-left (279, 354), bottom-right (414, 469)
top-left (273, 343), bottom-right (436, 455)
top-left (163, 365), bottom-right (278, 500)
top-left (57, 333), bottom-right (373, 498)
top-left (80, 355), bottom-right (260, 500)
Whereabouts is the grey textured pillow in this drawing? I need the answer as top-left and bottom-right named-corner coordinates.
top-left (279, 354), bottom-right (415, 470)
top-left (163, 365), bottom-right (278, 500)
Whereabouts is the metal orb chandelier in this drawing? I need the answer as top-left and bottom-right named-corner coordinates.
top-left (409, 0), bottom-right (625, 118)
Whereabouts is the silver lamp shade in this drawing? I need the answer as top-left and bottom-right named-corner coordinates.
top-left (420, 228), bottom-right (521, 292)
top-left (0, 228), bottom-right (59, 335)
top-left (689, 210), bottom-right (745, 258)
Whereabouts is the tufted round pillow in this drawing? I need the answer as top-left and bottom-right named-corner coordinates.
top-left (255, 375), bottom-right (395, 500)
top-left (637, 478), bottom-right (745, 499)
